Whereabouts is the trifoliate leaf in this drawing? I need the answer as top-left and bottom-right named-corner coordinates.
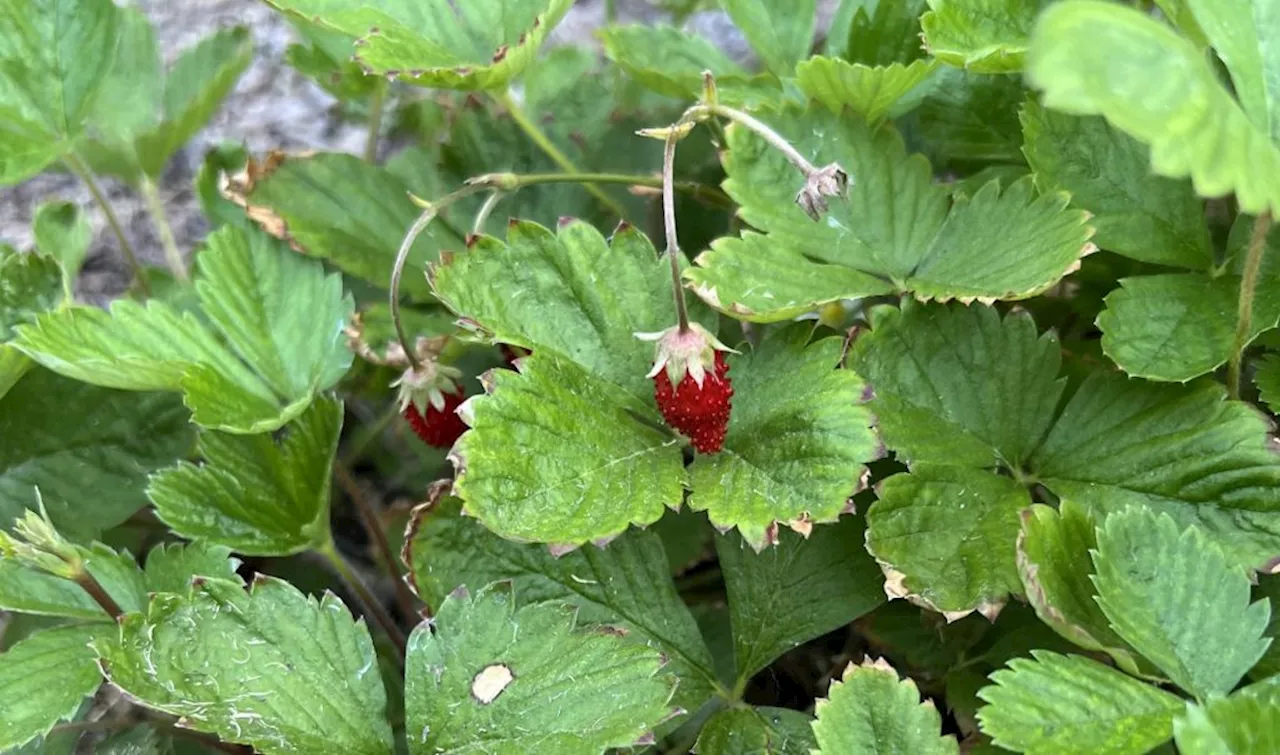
top-left (867, 465), bottom-right (1030, 619)
top-left (17, 226), bottom-right (353, 434)
top-left (812, 657), bottom-right (959, 755)
top-left (1026, 1), bottom-right (1280, 216)
top-left (1092, 508), bottom-right (1272, 700)
top-left (977, 650), bottom-right (1184, 755)
top-left (851, 301), bottom-right (1063, 470)
top-left (227, 152), bottom-right (463, 301)
top-left (432, 219), bottom-right (713, 403)
top-left (0, 0), bottom-right (120, 184)
top-left (826, 0), bottom-right (928, 65)
top-left (720, 0), bottom-right (815, 76)
top-left (98, 575), bottom-right (394, 755)
top-left (263, 0), bottom-right (571, 90)
top-left (452, 352), bottom-right (685, 547)
top-left (1183, 0), bottom-right (1280, 145)
top-left (716, 514), bottom-right (884, 685)
top-left (694, 707), bottom-right (815, 755)
top-left (141, 541), bottom-right (241, 595)
top-left (796, 56), bottom-right (938, 124)
top-left (1031, 373), bottom-right (1280, 568)
top-left (402, 496), bottom-right (721, 717)
top-left (0, 367), bottom-right (193, 537)
top-left (32, 201), bottom-right (91, 296)
top-left (708, 106), bottom-right (1090, 309)
top-left (1257, 353), bottom-right (1280, 413)
top-left (687, 328), bottom-right (878, 548)
top-left (1017, 502), bottom-right (1142, 674)
top-left (1174, 690), bottom-right (1280, 754)
top-left (405, 583), bottom-right (677, 754)
top-left (1020, 99), bottom-right (1213, 270)
top-left (908, 67), bottom-right (1027, 168)
top-left (1097, 273), bottom-right (1280, 382)
top-left (147, 397), bottom-right (342, 556)
top-left (0, 248), bottom-right (61, 397)
top-left (600, 25), bottom-right (755, 100)
top-left (921, 0), bottom-right (1050, 73)
top-left (0, 625), bottom-right (110, 751)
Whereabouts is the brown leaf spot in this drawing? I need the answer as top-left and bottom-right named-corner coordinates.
top-left (491, 44), bottom-right (509, 63)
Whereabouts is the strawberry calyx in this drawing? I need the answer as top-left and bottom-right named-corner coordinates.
top-left (636, 322), bottom-right (736, 390)
top-left (392, 359), bottom-right (465, 415)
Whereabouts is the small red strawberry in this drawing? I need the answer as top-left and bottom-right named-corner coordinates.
top-left (393, 360), bottom-right (467, 449)
top-left (639, 323), bottom-right (736, 454)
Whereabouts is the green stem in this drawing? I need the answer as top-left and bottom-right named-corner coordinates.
top-left (364, 81), bottom-right (387, 163)
top-left (488, 171), bottom-right (731, 206)
top-left (333, 462), bottom-right (420, 623)
top-left (472, 191), bottom-right (505, 235)
top-left (686, 102), bottom-right (818, 176)
top-left (63, 152), bottom-right (150, 296)
top-left (139, 175), bottom-right (187, 283)
top-left (317, 539), bottom-right (407, 664)
top-left (1228, 211), bottom-right (1273, 398)
top-left (494, 90), bottom-right (628, 218)
top-left (662, 128), bottom-right (691, 333)
top-left (73, 567), bottom-right (124, 621)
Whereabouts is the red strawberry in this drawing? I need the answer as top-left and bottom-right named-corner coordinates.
top-left (639, 322), bottom-right (736, 454)
top-left (402, 389), bottom-right (467, 448)
top-left (393, 359), bottom-right (468, 449)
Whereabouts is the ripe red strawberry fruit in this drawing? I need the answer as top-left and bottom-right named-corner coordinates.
top-left (393, 360), bottom-right (468, 449)
top-left (402, 389), bottom-right (467, 448)
top-left (640, 323), bottom-right (736, 454)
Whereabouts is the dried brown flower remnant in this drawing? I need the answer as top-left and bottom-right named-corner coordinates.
top-left (796, 162), bottom-right (850, 221)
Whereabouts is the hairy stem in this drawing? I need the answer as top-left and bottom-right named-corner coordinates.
top-left (686, 102), bottom-right (818, 176)
top-left (73, 568), bottom-right (124, 621)
top-left (318, 539), bottom-right (407, 664)
top-left (1228, 211), bottom-right (1273, 398)
top-left (333, 462), bottom-right (420, 622)
top-left (485, 171), bottom-right (731, 207)
top-left (63, 153), bottom-right (150, 296)
top-left (472, 191), bottom-right (505, 235)
top-left (662, 128), bottom-right (691, 333)
top-left (364, 80), bottom-right (387, 163)
top-left (139, 175), bottom-right (188, 283)
top-left (494, 90), bottom-right (628, 218)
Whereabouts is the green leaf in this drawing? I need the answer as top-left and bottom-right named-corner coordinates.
top-left (141, 541), bottom-right (241, 595)
top-left (0, 625), bottom-right (110, 751)
top-left (717, 513), bottom-right (884, 685)
top-left (32, 201), bottom-right (91, 296)
top-left (1031, 373), bottom-right (1280, 568)
top-left (194, 142), bottom-right (251, 231)
top-left (600, 25), bottom-right (753, 100)
top-left (0, 249), bottom-right (61, 398)
top-left (1184, 0), bottom-right (1280, 145)
top-left (812, 657), bottom-right (959, 755)
top-left (708, 107), bottom-right (1090, 308)
top-left (977, 650), bottom-right (1184, 755)
top-left (851, 301), bottom-right (1063, 469)
top-left (405, 582), bottom-right (677, 754)
top-left (1026, 0), bottom-right (1280, 216)
top-left (452, 352), bottom-right (685, 547)
top-left (1174, 690), bottom-right (1280, 754)
top-left (263, 0), bottom-right (572, 91)
top-left (720, 0), bottom-right (815, 76)
top-left (1097, 273), bottom-right (1280, 382)
top-left (17, 226), bottom-right (353, 434)
top-left (1020, 98), bottom-right (1213, 269)
top-left (433, 219), bottom-right (712, 403)
top-left (796, 56), bottom-right (938, 124)
top-left (1093, 508), bottom-right (1272, 699)
top-left (229, 151), bottom-right (459, 301)
top-left (694, 707), bottom-right (815, 755)
top-left (285, 21), bottom-right (381, 102)
top-left (86, 7), bottom-right (161, 144)
top-left (909, 67), bottom-right (1027, 168)
top-left (827, 0), bottom-right (929, 65)
top-left (1017, 502), bottom-right (1143, 674)
top-left (687, 328), bottom-right (878, 547)
top-left (921, 0), bottom-right (1049, 73)
top-left (147, 397), bottom-right (342, 556)
top-left (97, 575), bottom-right (394, 755)
top-left (134, 26), bottom-right (253, 178)
top-left (0, 367), bottom-right (193, 537)
top-left (1256, 353), bottom-right (1280, 413)
top-left (0, 0), bottom-right (120, 183)
top-left (868, 465), bottom-right (1030, 619)
top-left (402, 496), bottom-right (721, 716)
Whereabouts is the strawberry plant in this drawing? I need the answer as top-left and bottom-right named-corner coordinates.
top-left (6, 0), bottom-right (1280, 752)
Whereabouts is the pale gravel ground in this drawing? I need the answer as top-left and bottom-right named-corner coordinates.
top-left (0, 0), bottom-right (835, 300)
